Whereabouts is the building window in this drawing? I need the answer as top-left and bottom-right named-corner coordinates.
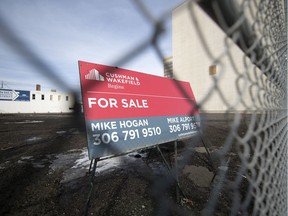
top-left (50, 95), bottom-right (53, 101)
top-left (41, 94), bottom-right (45, 100)
top-left (32, 94), bottom-right (36, 100)
top-left (58, 95), bottom-right (61, 101)
top-left (209, 65), bottom-right (217, 75)
top-left (164, 56), bottom-right (173, 78)
top-left (66, 96), bottom-right (69, 101)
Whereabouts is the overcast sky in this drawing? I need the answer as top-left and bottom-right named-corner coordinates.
top-left (0, 0), bottom-right (183, 92)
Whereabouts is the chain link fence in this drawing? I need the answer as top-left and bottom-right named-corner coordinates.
top-left (0, 0), bottom-right (287, 215)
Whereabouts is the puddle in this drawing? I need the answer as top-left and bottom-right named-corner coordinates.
top-left (5, 120), bottom-right (44, 124)
top-left (59, 149), bottom-right (149, 183)
top-left (56, 131), bottom-right (66, 135)
top-left (56, 129), bottom-right (80, 136)
top-left (0, 161), bottom-right (10, 170)
top-left (7, 147), bottom-right (164, 184)
top-left (49, 151), bottom-right (82, 172)
top-left (71, 149), bottom-right (148, 174)
top-left (21, 156), bottom-right (33, 160)
top-left (26, 137), bottom-right (42, 142)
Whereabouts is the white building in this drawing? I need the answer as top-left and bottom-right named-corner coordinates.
top-left (172, 1), bottom-right (286, 112)
top-left (0, 86), bottom-right (75, 114)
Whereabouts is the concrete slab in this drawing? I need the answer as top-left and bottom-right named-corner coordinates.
top-left (183, 165), bottom-right (214, 187)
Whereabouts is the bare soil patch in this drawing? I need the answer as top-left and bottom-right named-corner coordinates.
top-left (0, 113), bottom-right (246, 215)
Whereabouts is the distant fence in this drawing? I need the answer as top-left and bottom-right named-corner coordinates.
top-left (0, 0), bottom-right (287, 215)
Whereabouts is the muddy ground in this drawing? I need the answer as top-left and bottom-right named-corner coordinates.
top-left (0, 113), bottom-right (248, 216)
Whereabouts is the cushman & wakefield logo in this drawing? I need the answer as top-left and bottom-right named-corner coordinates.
top-left (85, 68), bottom-right (141, 86)
top-left (85, 69), bottom-right (105, 81)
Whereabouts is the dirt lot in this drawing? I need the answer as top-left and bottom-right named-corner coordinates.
top-left (0, 113), bottom-right (246, 216)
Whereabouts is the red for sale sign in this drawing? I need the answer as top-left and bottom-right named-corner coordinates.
top-left (79, 60), bottom-right (200, 159)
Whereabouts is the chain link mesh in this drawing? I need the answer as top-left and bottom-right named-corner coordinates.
top-left (0, 0), bottom-right (287, 215)
top-left (184, 0), bottom-right (287, 215)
